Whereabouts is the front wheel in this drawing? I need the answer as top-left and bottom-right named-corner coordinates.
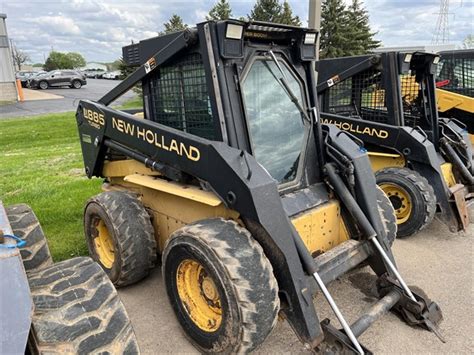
top-left (376, 185), bottom-right (397, 246)
top-left (39, 81), bottom-right (48, 90)
top-left (376, 167), bottom-right (436, 237)
top-left (71, 80), bottom-right (82, 89)
top-left (162, 218), bottom-right (279, 353)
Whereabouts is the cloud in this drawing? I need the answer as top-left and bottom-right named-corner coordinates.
top-left (0, 0), bottom-right (472, 64)
top-left (33, 16), bottom-right (81, 35)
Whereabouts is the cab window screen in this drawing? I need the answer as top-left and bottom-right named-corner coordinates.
top-left (149, 53), bottom-right (215, 139)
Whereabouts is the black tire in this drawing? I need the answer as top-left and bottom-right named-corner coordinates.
top-left (162, 218), bottom-right (279, 353)
top-left (375, 185), bottom-right (397, 246)
top-left (28, 257), bottom-right (139, 354)
top-left (376, 167), bottom-right (436, 238)
top-left (72, 80), bottom-right (82, 89)
top-left (84, 191), bottom-right (157, 287)
top-left (38, 80), bottom-right (48, 90)
top-left (5, 204), bottom-right (53, 273)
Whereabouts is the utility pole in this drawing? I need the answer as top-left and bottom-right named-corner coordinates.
top-left (9, 38), bottom-right (16, 71)
top-left (308, 0), bottom-right (322, 60)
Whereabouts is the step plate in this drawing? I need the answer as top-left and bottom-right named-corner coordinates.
top-left (313, 239), bottom-right (372, 286)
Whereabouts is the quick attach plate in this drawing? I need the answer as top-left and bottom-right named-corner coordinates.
top-left (377, 274), bottom-right (445, 342)
top-left (315, 319), bottom-right (372, 355)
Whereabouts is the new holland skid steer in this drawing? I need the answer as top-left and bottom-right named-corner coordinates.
top-left (76, 20), bottom-right (443, 353)
top-left (316, 51), bottom-right (474, 237)
top-left (436, 49), bottom-right (474, 145)
top-left (0, 202), bottom-right (138, 354)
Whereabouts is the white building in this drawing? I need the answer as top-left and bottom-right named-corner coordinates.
top-left (0, 13), bottom-right (17, 102)
top-left (373, 44), bottom-right (456, 54)
top-left (81, 62), bottom-right (107, 71)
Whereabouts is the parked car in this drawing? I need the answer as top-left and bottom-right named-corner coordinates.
top-left (25, 71), bottom-right (47, 87)
top-left (83, 69), bottom-right (106, 78)
top-left (29, 70), bottom-right (87, 89)
top-left (15, 71), bottom-right (38, 87)
top-left (103, 71), bottom-right (121, 80)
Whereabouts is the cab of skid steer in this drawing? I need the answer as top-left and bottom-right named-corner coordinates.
top-left (124, 21), bottom-right (322, 184)
top-left (119, 20), bottom-right (368, 254)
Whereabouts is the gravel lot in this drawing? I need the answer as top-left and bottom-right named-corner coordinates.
top-left (119, 220), bottom-right (473, 354)
top-left (0, 79), bottom-right (136, 118)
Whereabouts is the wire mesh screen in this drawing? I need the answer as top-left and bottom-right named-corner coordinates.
top-left (399, 72), bottom-right (429, 128)
top-left (149, 53), bottom-right (215, 140)
top-left (436, 56), bottom-right (474, 98)
top-left (326, 69), bottom-right (390, 124)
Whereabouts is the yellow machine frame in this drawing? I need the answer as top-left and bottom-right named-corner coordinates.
top-left (102, 160), bottom-right (349, 255)
top-left (437, 88), bottom-right (474, 145)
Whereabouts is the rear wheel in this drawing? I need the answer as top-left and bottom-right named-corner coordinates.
top-left (376, 167), bottom-right (436, 237)
top-left (39, 81), bottom-right (48, 90)
top-left (28, 257), bottom-right (139, 354)
top-left (84, 191), bottom-right (157, 287)
top-left (162, 218), bottom-right (279, 353)
top-left (5, 204), bottom-right (53, 273)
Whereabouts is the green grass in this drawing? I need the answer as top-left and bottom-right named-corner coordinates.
top-left (0, 112), bottom-right (102, 261)
top-left (117, 96), bottom-right (143, 109)
top-left (0, 100), bottom-right (15, 107)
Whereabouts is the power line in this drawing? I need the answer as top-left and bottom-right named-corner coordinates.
top-left (432, 0), bottom-right (453, 44)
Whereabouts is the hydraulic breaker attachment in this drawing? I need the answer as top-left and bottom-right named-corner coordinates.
top-left (377, 274), bottom-right (445, 342)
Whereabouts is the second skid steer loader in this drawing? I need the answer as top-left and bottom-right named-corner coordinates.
top-left (316, 51), bottom-right (474, 237)
top-left (436, 49), bottom-right (474, 145)
top-left (75, 20), bottom-right (443, 353)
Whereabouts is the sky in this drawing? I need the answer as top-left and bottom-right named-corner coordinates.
top-left (1, 0), bottom-right (472, 64)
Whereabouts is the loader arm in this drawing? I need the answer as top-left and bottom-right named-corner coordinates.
top-left (319, 112), bottom-right (461, 229)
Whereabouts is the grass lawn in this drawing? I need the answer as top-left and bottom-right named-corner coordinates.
top-left (0, 112), bottom-right (102, 261)
top-left (116, 96), bottom-right (142, 109)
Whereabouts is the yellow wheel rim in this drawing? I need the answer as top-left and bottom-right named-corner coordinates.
top-left (93, 219), bottom-right (115, 269)
top-left (379, 183), bottom-right (412, 224)
top-left (176, 259), bottom-right (222, 332)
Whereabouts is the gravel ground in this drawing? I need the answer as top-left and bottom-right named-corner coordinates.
top-left (119, 219), bottom-right (473, 354)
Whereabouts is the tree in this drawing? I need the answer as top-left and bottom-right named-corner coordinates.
top-left (43, 51), bottom-right (86, 71)
top-left (12, 46), bottom-right (30, 71)
top-left (320, 0), bottom-right (350, 58)
top-left (248, 0), bottom-right (300, 26)
top-left (345, 0), bottom-right (380, 55)
top-left (277, 1), bottom-right (301, 26)
top-left (462, 34), bottom-right (473, 49)
top-left (320, 0), bottom-right (379, 58)
top-left (248, 0), bottom-right (282, 23)
top-left (163, 14), bottom-right (188, 34)
top-left (118, 57), bottom-right (142, 96)
top-left (66, 52), bottom-right (86, 69)
top-left (206, 0), bottom-right (232, 21)
top-left (44, 51), bottom-right (68, 71)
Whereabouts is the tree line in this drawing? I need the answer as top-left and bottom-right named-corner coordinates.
top-left (163, 0), bottom-right (380, 57)
top-left (18, 0), bottom-right (379, 72)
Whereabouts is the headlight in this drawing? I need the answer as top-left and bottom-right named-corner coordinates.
top-left (304, 33), bottom-right (317, 45)
top-left (433, 56), bottom-right (440, 64)
top-left (404, 53), bottom-right (412, 63)
top-left (226, 24), bottom-right (243, 40)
